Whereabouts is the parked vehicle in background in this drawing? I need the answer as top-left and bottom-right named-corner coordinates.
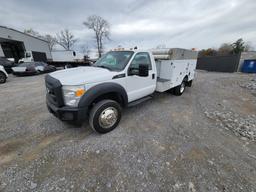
top-left (45, 48), bottom-right (198, 133)
top-left (0, 57), bottom-right (17, 73)
top-left (51, 50), bottom-right (84, 62)
top-left (19, 50), bottom-right (91, 68)
top-left (49, 50), bottom-right (90, 68)
top-left (12, 62), bottom-right (56, 76)
top-left (18, 51), bottom-right (48, 63)
top-left (0, 65), bottom-right (8, 84)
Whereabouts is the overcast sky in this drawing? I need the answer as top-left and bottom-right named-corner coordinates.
top-left (0, 0), bottom-right (255, 51)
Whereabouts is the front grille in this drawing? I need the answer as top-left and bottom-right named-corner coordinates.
top-left (45, 75), bottom-right (64, 107)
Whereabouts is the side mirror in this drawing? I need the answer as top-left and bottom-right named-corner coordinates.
top-left (138, 64), bottom-right (149, 77)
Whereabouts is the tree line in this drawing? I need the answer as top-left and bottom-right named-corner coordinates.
top-left (24, 15), bottom-right (110, 57)
top-left (198, 38), bottom-right (253, 57)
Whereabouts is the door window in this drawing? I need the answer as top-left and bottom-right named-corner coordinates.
top-left (128, 52), bottom-right (152, 75)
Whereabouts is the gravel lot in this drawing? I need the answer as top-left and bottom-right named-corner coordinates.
top-left (0, 71), bottom-right (256, 192)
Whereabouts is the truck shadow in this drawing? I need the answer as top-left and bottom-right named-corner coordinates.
top-left (62, 89), bottom-right (191, 137)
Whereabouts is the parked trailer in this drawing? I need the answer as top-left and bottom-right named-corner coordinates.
top-left (48, 51), bottom-right (90, 68)
top-left (45, 48), bottom-right (198, 133)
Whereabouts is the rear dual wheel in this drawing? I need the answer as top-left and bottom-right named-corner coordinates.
top-left (173, 79), bottom-right (187, 96)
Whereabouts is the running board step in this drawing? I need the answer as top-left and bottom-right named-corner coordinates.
top-left (128, 96), bottom-right (152, 107)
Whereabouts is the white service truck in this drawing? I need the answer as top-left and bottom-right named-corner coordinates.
top-left (45, 48), bottom-right (198, 133)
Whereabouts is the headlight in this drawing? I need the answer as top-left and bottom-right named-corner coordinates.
top-left (62, 85), bottom-right (86, 107)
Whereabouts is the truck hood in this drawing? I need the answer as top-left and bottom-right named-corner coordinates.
top-left (49, 66), bottom-right (118, 85)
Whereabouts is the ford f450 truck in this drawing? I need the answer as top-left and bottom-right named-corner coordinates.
top-left (45, 48), bottom-right (198, 133)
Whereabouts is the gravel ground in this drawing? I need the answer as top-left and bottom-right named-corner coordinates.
top-left (240, 76), bottom-right (256, 96)
top-left (0, 71), bottom-right (256, 192)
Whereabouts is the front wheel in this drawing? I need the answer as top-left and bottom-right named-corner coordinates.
top-left (89, 100), bottom-right (122, 134)
top-left (0, 72), bottom-right (7, 84)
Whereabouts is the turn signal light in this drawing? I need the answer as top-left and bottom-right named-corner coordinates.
top-left (75, 89), bottom-right (85, 97)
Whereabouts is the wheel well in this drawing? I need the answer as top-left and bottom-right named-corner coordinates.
top-left (184, 75), bottom-right (188, 81)
top-left (89, 92), bottom-right (124, 110)
top-left (0, 71), bottom-right (6, 77)
top-left (184, 75), bottom-right (192, 86)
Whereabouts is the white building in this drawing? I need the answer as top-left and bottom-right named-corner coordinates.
top-left (0, 26), bottom-right (52, 62)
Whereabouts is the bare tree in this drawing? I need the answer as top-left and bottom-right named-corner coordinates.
top-left (45, 34), bottom-right (57, 51)
top-left (83, 15), bottom-right (110, 57)
top-left (24, 28), bottom-right (57, 51)
top-left (80, 44), bottom-right (90, 56)
top-left (24, 28), bottom-right (41, 38)
top-left (56, 29), bottom-right (77, 50)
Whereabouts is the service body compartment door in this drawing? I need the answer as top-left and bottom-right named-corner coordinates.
top-left (157, 59), bottom-right (197, 88)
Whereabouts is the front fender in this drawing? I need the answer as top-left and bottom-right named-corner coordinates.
top-left (0, 66), bottom-right (8, 77)
top-left (78, 83), bottom-right (128, 108)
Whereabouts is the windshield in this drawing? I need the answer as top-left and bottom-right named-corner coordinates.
top-left (94, 51), bottom-right (134, 71)
top-left (25, 52), bottom-right (31, 58)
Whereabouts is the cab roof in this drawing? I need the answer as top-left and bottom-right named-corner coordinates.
top-left (109, 48), bottom-right (150, 53)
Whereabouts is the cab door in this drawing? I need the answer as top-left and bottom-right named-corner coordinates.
top-left (125, 52), bottom-right (156, 102)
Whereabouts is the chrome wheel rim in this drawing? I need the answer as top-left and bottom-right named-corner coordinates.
top-left (99, 107), bottom-right (118, 129)
top-left (180, 82), bottom-right (185, 93)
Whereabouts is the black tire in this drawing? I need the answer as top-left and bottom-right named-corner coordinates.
top-left (186, 80), bottom-right (193, 87)
top-left (89, 99), bottom-right (122, 134)
top-left (173, 80), bottom-right (186, 96)
top-left (0, 72), bottom-right (7, 84)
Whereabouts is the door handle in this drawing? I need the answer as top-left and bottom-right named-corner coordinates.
top-left (152, 74), bottom-right (155, 79)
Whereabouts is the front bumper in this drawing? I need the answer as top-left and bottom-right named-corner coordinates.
top-left (46, 100), bottom-right (88, 123)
